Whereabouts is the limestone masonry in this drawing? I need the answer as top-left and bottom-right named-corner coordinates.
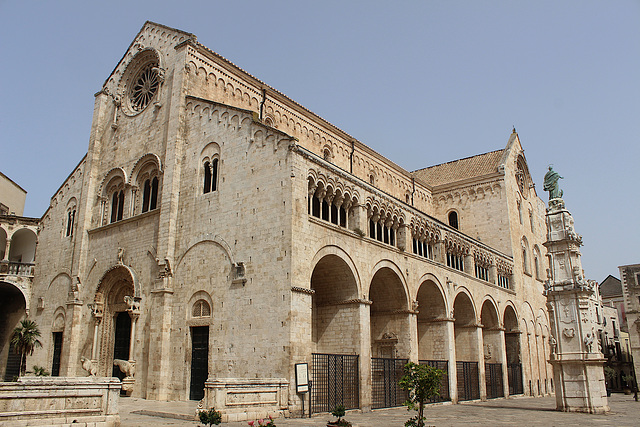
top-left (24, 21), bottom-right (552, 421)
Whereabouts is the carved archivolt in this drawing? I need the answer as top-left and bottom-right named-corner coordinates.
top-left (443, 233), bottom-right (470, 255)
top-left (410, 216), bottom-right (440, 243)
top-left (308, 171), bottom-right (360, 208)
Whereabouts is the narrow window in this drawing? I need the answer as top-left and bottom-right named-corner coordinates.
top-left (321, 200), bottom-right (329, 221)
top-left (339, 206), bottom-right (347, 227)
top-left (111, 192), bottom-right (119, 223)
top-left (330, 204), bottom-right (338, 225)
top-left (312, 196), bottom-right (320, 217)
top-left (369, 219), bottom-right (375, 238)
top-left (376, 222), bottom-right (383, 242)
top-left (150, 177), bottom-right (158, 210)
top-left (66, 210), bottom-right (75, 237)
top-left (529, 211), bottom-right (534, 233)
top-left (117, 191), bottom-right (124, 221)
top-left (211, 158), bottom-right (218, 192)
top-left (142, 179), bottom-right (151, 213)
top-left (389, 228), bottom-right (395, 246)
top-left (203, 161), bottom-right (212, 194)
top-left (448, 212), bottom-right (458, 229)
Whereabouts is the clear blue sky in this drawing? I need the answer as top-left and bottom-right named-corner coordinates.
top-left (1, 1), bottom-right (638, 282)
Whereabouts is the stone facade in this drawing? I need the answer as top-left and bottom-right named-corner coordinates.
top-left (619, 263), bottom-right (640, 388)
top-left (27, 21), bottom-right (552, 420)
top-left (0, 376), bottom-right (120, 426)
top-left (0, 173), bottom-right (39, 381)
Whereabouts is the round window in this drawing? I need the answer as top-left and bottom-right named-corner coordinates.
top-left (129, 64), bottom-right (159, 113)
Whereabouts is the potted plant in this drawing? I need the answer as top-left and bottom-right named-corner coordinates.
top-left (604, 366), bottom-right (616, 396)
top-left (327, 404), bottom-right (351, 427)
top-left (198, 407), bottom-right (222, 426)
top-left (398, 362), bottom-right (445, 427)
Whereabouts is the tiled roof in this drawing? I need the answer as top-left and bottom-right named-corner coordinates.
top-left (411, 150), bottom-right (504, 187)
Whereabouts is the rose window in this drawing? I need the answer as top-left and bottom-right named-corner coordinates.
top-left (129, 64), bottom-right (159, 112)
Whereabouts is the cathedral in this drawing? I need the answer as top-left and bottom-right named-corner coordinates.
top-left (26, 21), bottom-right (552, 421)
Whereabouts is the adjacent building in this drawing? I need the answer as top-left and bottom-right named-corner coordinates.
top-left (24, 21), bottom-right (552, 420)
top-left (0, 172), bottom-right (39, 380)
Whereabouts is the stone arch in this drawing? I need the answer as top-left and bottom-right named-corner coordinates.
top-left (0, 280), bottom-right (27, 357)
top-left (308, 246), bottom-right (361, 296)
top-left (180, 234), bottom-right (239, 274)
top-left (416, 275), bottom-right (449, 361)
top-left (98, 167), bottom-right (128, 198)
top-left (480, 298), bottom-right (501, 364)
top-left (96, 264), bottom-right (140, 298)
top-left (0, 227), bottom-right (6, 259)
top-left (8, 227), bottom-right (37, 263)
top-left (310, 249), bottom-right (361, 355)
top-left (453, 290), bottom-right (480, 400)
top-left (129, 153), bottom-right (163, 184)
top-left (187, 291), bottom-right (213, 326)
top-left (93, 264), bottom-right (138, 379)
top-left (369, 262), bottom-right (410, 359)
top-left (52, 306), bottom-right (66, 333)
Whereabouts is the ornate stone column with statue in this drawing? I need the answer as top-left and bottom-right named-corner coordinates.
top-left (543, 167), bottom-right (608, 413)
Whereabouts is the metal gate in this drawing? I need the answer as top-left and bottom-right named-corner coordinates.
top-left (311, 353), bottom-right (359, 413)
top-left (485, 363), bottom-right (504, 399)
top-left (419, 360), bottom-right (450, 402)
top-left (507, 363), bottom-right (523, 395)
top-left (371, 358), bottom-right (408, 409)
top-left (456, 361), bottom-right (479, 401)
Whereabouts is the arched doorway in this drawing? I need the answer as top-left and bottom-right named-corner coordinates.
top-left (416, 279), bottom-right (450, 402)
top-left (91, 266), bottom-right (140, 396)
top-left (369, 266), bottom-right (409, 409)
top-left (480, 300), bottom-right (503, 399)
top-left (453, 292), bottom-right (479, 401)
top-left (0, 281), bottom-right (26, 381)
top-left (503, 305), bottom-right (523, 395)
top-left (310, 254), bottom-right (360, 413)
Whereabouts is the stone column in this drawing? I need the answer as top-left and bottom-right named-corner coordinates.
top-left (3, 238), bottom-right (10, 261)
top-left (435, 241), bottom-right (445, 265)
top-left (358, 300), bottom-right (372, 411)
top-left (146, 268), bottom-right (174, 400)
top-left (464, 253), bottom-right (474, 276)
top-left (409, 304), bottom-right (419, 362)
top-left (544, 197), bottom-right (608, 413)
top-left (397, 224), bottom-right (411, 253)
top-left (498, 328), bottom-right (510, 397)
top-left (489, 264), bottom-right (497, 285)
top-left (63, 281), bottom-right (84, 376)
top-left (476, 324), bottom-right (487, 400)
top-left (445, 319), bottom-right (458, 403)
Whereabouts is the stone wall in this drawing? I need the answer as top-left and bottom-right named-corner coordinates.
top-left (0, 377), bottom-right (120, 426)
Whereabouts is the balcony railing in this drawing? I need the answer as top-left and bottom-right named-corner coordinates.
top-left (0, 261), bottom-right (35, 277)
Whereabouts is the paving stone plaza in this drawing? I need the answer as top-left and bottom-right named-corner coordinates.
top-left (119, 394), bottom-right (639, 426)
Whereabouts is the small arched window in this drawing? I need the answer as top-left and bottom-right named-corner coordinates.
top-left (448, 211), bottom-right (459, 230)
top-left (203, 159), bottom-right (219, 194)
top-left (110, 190), bottom-right (124, 223)
top-left (66, 208), bottom-right (76, 237)
top-left (142, 177), bottom-right (159, 213)
top-left (192, 299), bottom-right (211, 317)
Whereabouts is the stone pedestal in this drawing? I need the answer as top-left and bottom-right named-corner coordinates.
top-left (544, 198), bottom-right (608, 413)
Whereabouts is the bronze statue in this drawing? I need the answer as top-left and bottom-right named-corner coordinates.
top-left (543, 166), bottom-right (563, 200)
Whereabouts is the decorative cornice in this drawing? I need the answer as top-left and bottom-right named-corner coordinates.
top-left (291, 286), bottom-right (315, 295)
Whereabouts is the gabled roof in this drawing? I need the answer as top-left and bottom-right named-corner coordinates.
top-left (411, 149), bottom-right (504, 188)
top-left (599, 275), bottom-right (622, 298)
